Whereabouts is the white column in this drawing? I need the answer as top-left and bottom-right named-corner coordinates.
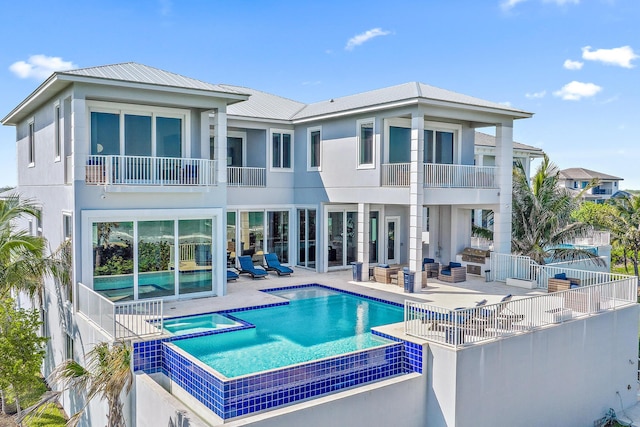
top-left (493, 122), bottom-right (513, 254)
top-left (409, 112), bottom-right (425, 291)
top-left (213, 107), bottom-right (227, 185)
top-left (201, 111), bottom-right (210, 160)
top-left (474, 154), bottom-right (484, 228)
top-left (357, 203), bottom-right (370, 280)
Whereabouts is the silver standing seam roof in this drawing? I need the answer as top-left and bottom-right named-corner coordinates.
top-left (559, 168), bottom-right (623, 181)
top-left (474, 131), bottom-right (544, 154)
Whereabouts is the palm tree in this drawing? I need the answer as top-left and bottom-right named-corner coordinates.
top-left (0, 195), bottom-right (49, 300)
top-left (511, 155), bottom-right (603, 266)
top-left (607, 195), bottom-right (640, 276)
top-left (51, 340), bottom-right (134, 427)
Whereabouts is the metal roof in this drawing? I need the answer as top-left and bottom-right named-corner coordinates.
top-left (62, 62), bottom-right (245, 95)
top-left (474, 131), bottom-right (544, 154)
top-left (222, 85), bottom-right (305, 120)
top-left (292, 82), bottom-right (532, 120)
top-left (559, 168), bottom-right (623, 181)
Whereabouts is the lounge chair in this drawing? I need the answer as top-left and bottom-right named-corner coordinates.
top-left (476, 294), bottom-right (525, 328)
top-left (237, 255), bottom-right (268, 279)
top-left (227, 270), bottom-right (239, 281)
top-left (263, 253), bottom-right (293, 276)
top-left (438, 262), bottom-right (466, 283)
top-left (423, 299), bottom-right (488, 345)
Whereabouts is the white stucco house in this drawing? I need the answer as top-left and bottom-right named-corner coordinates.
top-left (2, 63), bottom-right (637, 427)
top-left (559, 167), bottom-right (624, 203)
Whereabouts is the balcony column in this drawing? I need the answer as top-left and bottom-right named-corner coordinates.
top-left (357, 203), bottom-right (370, 281)
top-left (213, 107), bottom-right (228, 185)
top-left (493, 122), bottom-right (513, 254)
top-left (409, 111), bottom-right (425, 291)
top-left (474, 154), bottom-right (484, 228)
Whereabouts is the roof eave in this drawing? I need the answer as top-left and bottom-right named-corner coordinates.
top-left (2, 74), bottom-right (68, 126)
top-left (292, 97), bottom-right (533, 124)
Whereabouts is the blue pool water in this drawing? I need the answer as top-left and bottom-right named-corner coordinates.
top-left (163, 313), bottom-right (241, 336)
top-left (172, 286), bottom-right (404, 378)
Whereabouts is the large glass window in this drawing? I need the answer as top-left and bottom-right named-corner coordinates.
top-left (156, 117), bottom-right (182, 157)
top-left (424, 129), bottom-right (454, 164)
top-left (125, 114), bottom-right (152, 156)
top-left (92, 222), bottom-right (134, 301)
top-left (271, 131), bottom-right (292, 169)
top-left (227, 136), bottom-right (243, 167)
top-left (91, 112), bottom-right (120, 155)
top-left (240, 212), bottom-right (264, 265)
top-left (297, 209), bottom-right (316, 269)
top-left (178, 219), bottom-right (213, 295)
top-left (308, 128), bottom-right (321, 169)
top-left (389, 126), bottom-right (410, 163)
top-left (358, 119), bottom-right (374, 167)
top-left (227, 211), bottom-right (236, 267)
top-left (138, 220), bottom-right (175, 299)
top-left (267, 211), bottom-right (289, 263)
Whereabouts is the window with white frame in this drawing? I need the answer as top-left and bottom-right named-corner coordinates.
top-left (89, 102), bottom-right (187, 158)
top-left (308, 127), bottom-right (321, 170)
top-left (357, 118), bottom-right (374, 168)
top-left (423, 122), bottom-right (460, 165)
top-left (63, 212), bottom-right (72, 241)
top-left (271, 130), bottom-right (293, 170)
top-left (65, 332), bottom-right (74, 360)
top-left (55, 104), bottom-right (62, 161)
top-left (28, 120), bottom-right (35, 166)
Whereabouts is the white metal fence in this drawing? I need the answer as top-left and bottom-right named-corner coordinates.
top-left (381, 163), bottom-right (410, 186)
top-left (85, 155), bottom-right (216, 186)
top-left (227, 166), bottom-right (266, 187)
top-left (490, 252), bottom-right (630, 289)
top-left (77, 282), bottom-right (164, 339)
top-left (424, 163), bottom-right (498, 188)
top-left (405, 278), bottom-right (637, 348)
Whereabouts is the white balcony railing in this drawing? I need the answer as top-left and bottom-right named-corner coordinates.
top-left (381, 163), bottom-right (410, 186)
top-left (424, 163), bottom-right (498, 188)
top-left (227, 166), bottom-right (266, 187)
top-left (85, 155), bottom-right (216, 187)
top-left (490, 252), bottom-right (629, 289)
top-left (405, 278), bottom-right (637, 348)
top-left (77, 282), bottom-right (163, 339)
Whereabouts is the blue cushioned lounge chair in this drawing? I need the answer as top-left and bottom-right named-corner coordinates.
top-left (238, 255), bottom-right (268, 279)
top-left (227, 270), bottom-right (239, 281)
top-left (263, 253), bottom-right (293, 276)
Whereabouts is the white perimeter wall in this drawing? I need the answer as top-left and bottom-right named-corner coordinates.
top-left (427, 305), bottom-right (640, 427)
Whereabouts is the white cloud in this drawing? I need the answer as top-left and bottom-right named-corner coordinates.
top-left (501, 0), bottom-right (527, 10)
top-left (553, 81), bottom-right (602, 100)
top-left (543, 0), bottom-right (579, 5)
top-left (581, 45), bottom-right (638, 68)
top-left (563, 59), bottom-right (583, 70)
top-left (500, 101), bottom-right (512, 107)
top-left (345, 28), bottom-right (391, 51)
top-left (9, 55), bottom-right (76, 79)
top-left (526, 90), bottom-right (547, 99)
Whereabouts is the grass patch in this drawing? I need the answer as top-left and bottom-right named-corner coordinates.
top-left (22, 404), bottom-right (66, 427)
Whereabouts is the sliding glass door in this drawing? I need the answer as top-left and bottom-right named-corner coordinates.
top-left (327, 209), bottom-right (358, 268)
top-left (297, 209), bottom-right (316, 269)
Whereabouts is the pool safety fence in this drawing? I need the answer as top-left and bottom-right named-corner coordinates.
top-left (404, 278), bottom-right (637, 349)
top-left (77, 282), bottom-right (164, 339)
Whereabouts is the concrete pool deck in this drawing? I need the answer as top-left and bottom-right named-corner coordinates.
top-left (163, 267), bottom-right (547, 319)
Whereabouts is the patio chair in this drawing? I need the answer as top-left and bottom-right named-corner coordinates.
top-left (438, 262), bottom-right (466, 283)
top-left (547, 273), bottom-right (581, 293)
top-left (237, 255), bottom-right (268, 279)
top-left (227, 270), bottom-right (239, 281)
top-left (477, 294), bottom-right (525, 328)
top-left (422, 258), bottom-right (440, 278)
top-left (263, 253), bottom-right (293, 276)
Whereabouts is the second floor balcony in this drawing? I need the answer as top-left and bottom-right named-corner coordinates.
top-left (85, 155), bottom-right (216, 187)
top-left (381, 163), bottom-right (499, 189)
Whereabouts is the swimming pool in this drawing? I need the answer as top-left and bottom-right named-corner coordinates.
top-left (172, 286), bottom-right (404, 377)
top-left (134, 284), bottom-right (423, 419)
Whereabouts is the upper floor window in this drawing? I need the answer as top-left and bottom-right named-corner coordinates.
top-left (357, 118), bottom-right (374, 168)
top-left (55, 104), bottom-right (62, 161)
top-left (271, 130), bottom-right (292, 170)
top-left (581, 181), bottom-right (588, 188)
top-left (573, 181), bottom-right (578, 189)
top-left (28, 120), bottom-right (35, 166)
top-left (308, 127), bottom-right (321, 170)
top-left (89, 102), bottom-right (187, 158)
top-left (424, 129), bottom-right (454, 164)
top-left (63, 212), bottom-right (73, 241)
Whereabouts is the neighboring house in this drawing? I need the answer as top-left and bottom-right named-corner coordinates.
top-left (559, 167), bottom-right (623, 203)
top-left (2, 63), bottom-right (636, 427)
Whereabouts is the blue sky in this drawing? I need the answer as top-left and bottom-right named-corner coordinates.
top-left (1, 0), bottom-right (639, 187)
